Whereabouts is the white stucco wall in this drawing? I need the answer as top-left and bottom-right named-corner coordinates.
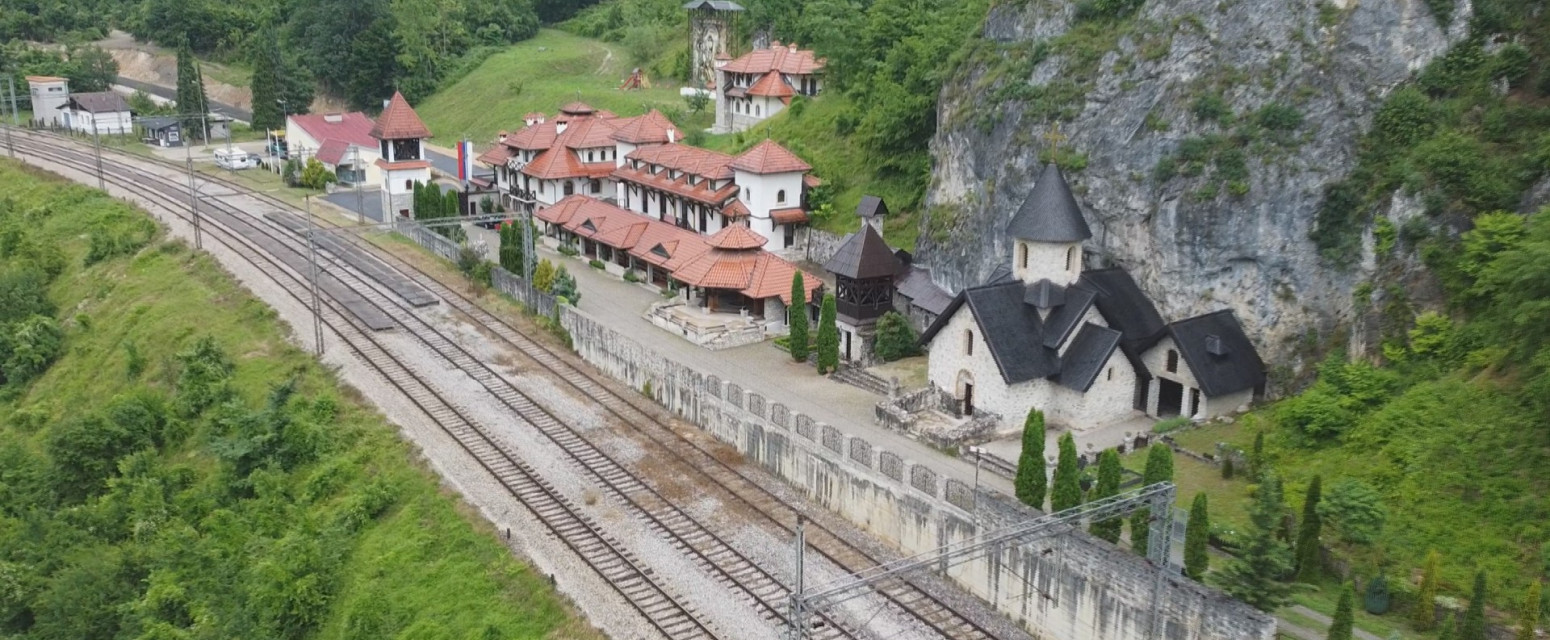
top-left (28, 80), bottom-right (69, 127)
top-left (927, 307), bottom-right (1141, 433)
top-left (67, 109), bottom-right (132, 135)
top-left (1013, 240), bottom-right (1082, 286)
top-left (734, 169), bottom-right (803, 249)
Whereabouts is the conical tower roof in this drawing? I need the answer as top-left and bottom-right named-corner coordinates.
top-left (707, 224), bottom-right (767, 250)
top-left (370, 91), bottom-right (431, 140)
top-left (1007, 163), bottom-right (1091, 243)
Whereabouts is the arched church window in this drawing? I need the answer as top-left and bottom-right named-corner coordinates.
top-left (776, 189), bottom-right (786, 204)
top-left (1166, 349), bottom-right (1179, 373)
top-left (1018, 243), bottom-right (1028, 269)
top-left (964, 330), bottom-right (973, 356)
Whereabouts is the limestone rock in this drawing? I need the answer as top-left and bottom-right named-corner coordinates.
top-left (919, 0), bottom-right (1468, 372)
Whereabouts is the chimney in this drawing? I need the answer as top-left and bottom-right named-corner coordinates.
top-left (667, 128), bottom-right (676, 144)
top-left (382, 99), bottom-right (390, 110)
top-left (771, 39), bottom-right (781, 48)
top-left (497, 130), bottom-right (508, 143)
top-left (556, 121), bottom-right (568, 134)
top-left (790, 43), bottom-right (798, 52)
top-left (323, 113), bottom-right (343, 123)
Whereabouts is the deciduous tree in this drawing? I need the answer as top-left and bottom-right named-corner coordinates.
top-left (1050, 433), bottom-right (1081, 512)
top-left (1184, 493), bottom-right (1210, 579)
top-left (1014, 409), bottom-right (1046, 509)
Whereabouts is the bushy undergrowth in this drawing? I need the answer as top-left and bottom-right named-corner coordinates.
top-left (0, 162), bottom-right (598, 640)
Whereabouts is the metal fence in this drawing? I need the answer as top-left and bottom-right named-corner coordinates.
top-left (392, 216), bottom-right (557, 315)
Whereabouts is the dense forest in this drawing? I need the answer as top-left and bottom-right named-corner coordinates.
top-left (0, 162), bottom-right (599, 639)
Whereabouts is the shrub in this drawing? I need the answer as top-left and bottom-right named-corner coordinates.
top-left (1152, 416), bottom-right (1191, 433)
top-left (872, 311), bottom-right (919, 362)
top-left (1255, 103), bottom-right (1304, 131)
top-left (532, 259), bottom-right (556, 293)
top-left (4, 315), bottom-right (65, 386)
top-left (1365, 574), bottom-right (1392, 614)
top-left (1192, 94), bottom-right (1230, 122)
top-left (588, 259), bottom-right (605, 270)
top-left (551, 267), bottom-right (580, 305)
top-left (1317, 479), bottom-right (1386, 544)
top-left (1374, 87), bottom-right (1435, 147)
top-left (299, 158), bottom-right (337, 190)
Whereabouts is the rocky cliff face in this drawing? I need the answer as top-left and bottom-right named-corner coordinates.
top-left (919, 0), bottom-right (1469, 372)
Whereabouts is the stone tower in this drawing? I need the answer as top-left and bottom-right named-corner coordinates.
top-left (684, 0), bottom-right (743, 88)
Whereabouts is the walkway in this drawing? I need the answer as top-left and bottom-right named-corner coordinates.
top-left (454, 224), bottom-right (1014, 496)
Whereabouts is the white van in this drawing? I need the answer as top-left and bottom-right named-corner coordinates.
top-left (214, 148), bottom-right (258, 170)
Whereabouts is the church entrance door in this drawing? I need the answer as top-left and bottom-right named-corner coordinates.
top-left (1157, 379), bottom-right (1183, 417)
top-left (963, 383), bottom-right (974, 416)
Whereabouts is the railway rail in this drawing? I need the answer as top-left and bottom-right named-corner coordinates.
top-left (9, 130), bottom-right (1020, 640)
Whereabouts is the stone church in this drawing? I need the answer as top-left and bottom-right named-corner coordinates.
top-left (920, 164), bottom-right (1265, 431)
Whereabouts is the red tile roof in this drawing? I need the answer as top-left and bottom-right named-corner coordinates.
top-left (721, 44), bottom-right (825, 75)
top-left (370, 91), bottom-right (431, 140)
top-left (731, 139), bottom-right (811, 174)
top-left (707, 224), bottom-right (767, 249)
top-left (746, 71), bottom-right (795, 98)
top-left (315, 139), bottom-right (353, 165)
top-left (290, 112), bottom-right (377, 149)
top-left (627, 143), bottom-right (736, 180)
top-left (769, 207), bottom-right (809, 225)
top-left (373, 158), bottom-right (432, 170)
top-left (612, 165), bottom-right (739, 206)
top-left (535, 196), bottom-right (816, 302)
top-left (611, 109), bottom-right (683, 145)
top-left (476, 144), bottom-right (512, 166)
top-left (722, 200), bottom-right (750, 218)
top-left (25, 75), bottom-right (65, 83)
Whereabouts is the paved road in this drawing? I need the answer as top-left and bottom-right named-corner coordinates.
top-left (116, 76), bottom-right (252, 123)
top-left (323, 190), bottom-right (383, 223)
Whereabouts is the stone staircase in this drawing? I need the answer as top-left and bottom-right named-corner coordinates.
top-left (833, 366), bottom-right (890, 396)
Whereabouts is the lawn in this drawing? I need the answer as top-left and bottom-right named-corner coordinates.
top-left (417, 29), bottom-right (695, 145)
top-left (0, 160), bottom-right (601, 638)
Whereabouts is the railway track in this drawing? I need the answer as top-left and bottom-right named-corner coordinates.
top-left (11, 131), bottom-right (1017, 639)
top-left (6, 134), bottom-right (724, 640)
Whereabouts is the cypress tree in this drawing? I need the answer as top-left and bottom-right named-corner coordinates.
top-left (250, 40), bottom-right (281, 131)
top-left (1415, 550), bottom-right (1442, 630)
top-left (788, 272), bottom-right (809, 363)
top-left (1014, 409), bottom-right (1047, 509)
top-left (1050, 433), bottom-right (1081, 512)
top-left (1221, 456), bottom-right (1234, 479)
top-left (1518, 580), bottom-right (1542, 640)
top-left (1295, 475), bottom-right (1324, 582)
top-left (1131, 445), bottom-right (1175, 557)
top-left (1215, 473), bottom-right (1295, 611)
top-left (1184, 492), bottom-right (1210, 579)
top-left (1438, 613), bottom-right (1457, 640)
top-left (1460, 571), bottom-right (1487, 640)
top-left (1250, 431), bottom-right (1266, 478)
top-left (175, 41), bottom-right (208, 141)
top-left (1327, 583), bottom-right (1355, 640)
top-left (815, 293), bottom-right (838, 374)
top-left (1090, 449), bottom-right (1123, 542)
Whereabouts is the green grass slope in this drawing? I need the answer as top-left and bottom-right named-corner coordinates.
top-left (417, 29), bottom-right (691, 144)
top-left (0, 160), bottom-right (601, 639)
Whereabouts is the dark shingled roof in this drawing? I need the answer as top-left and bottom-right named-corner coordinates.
top-left (1023, 279), bottom-right (1066, 308)
top-left (983, 265), bottom-right (1015, 286)
top-left (856, 195), bottom-right (889, 220)
top-left (1007, 163), bottom-right (1092, 243)
top-left (139, 116), bottom-right (180, 130)
top-left (921, 281), bottom-right (1061, 384)
top-left (1079, 267), bottom-right (1167, 356)
top-left (1042, 286), bottom-right (1096, 349)
top-left (1054, 323), bottom-right (1122, 392)
top-left (823, 224), bottom-right (900, 279)
top-left (1167, 310), bottom-right (1264, 397)
top-left (63, 91), bottom-right (131, 114)
top-left (894, 267), bottom-right (954, 316)
top-left (683, 0), bottom-right (744, 9)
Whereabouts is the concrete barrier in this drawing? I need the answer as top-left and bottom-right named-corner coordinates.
top-left (560, 307), bottom-right (1274, 639)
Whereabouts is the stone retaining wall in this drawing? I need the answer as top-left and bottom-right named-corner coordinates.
top-left (560, 308), bottom-right (1274, 640)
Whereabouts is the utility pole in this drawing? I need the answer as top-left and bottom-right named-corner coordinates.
top-left (92, 116), bottom-right (104, 189)
top-left (305, 195), bottom-right (325, 355)
top-left (788, 516), bottom-right (807, 640)
top-left (353, 145), bottom-right (365, 224)
top-left (3, 76), bottom-right (16, 158)
top-left (185, 139), bottom-right (202, 249)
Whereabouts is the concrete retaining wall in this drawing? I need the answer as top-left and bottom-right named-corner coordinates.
top-left (560, 308), bottom-right (1274, 640)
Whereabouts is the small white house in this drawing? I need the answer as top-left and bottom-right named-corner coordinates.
top-left (59, 92), bottom-right (132, 135)
top-left (920, 164), bottom-right (1265, 432)
top-left (26, 76), bottom-right (69, 128)
top-left (715, 41), bottom-right (824, 132)
top-left (286, 112), bottom-right (382, 186)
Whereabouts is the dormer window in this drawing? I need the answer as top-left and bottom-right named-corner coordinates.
top-left (587, 151), bottom-right (595, 162)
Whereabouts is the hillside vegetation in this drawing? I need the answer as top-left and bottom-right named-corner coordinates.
top-left (415, 29), bottom-right (690, 144)
top-left (0, 161), bottom-right (600, 639)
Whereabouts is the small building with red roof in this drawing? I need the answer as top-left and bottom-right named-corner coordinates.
top-left (715, 40), bottom-right (824, 132)
top-left (286, 111), bottom-right (382, 186)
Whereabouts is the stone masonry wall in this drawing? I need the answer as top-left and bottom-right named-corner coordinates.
top-left (560, 308), bottom-right (1274, 640)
